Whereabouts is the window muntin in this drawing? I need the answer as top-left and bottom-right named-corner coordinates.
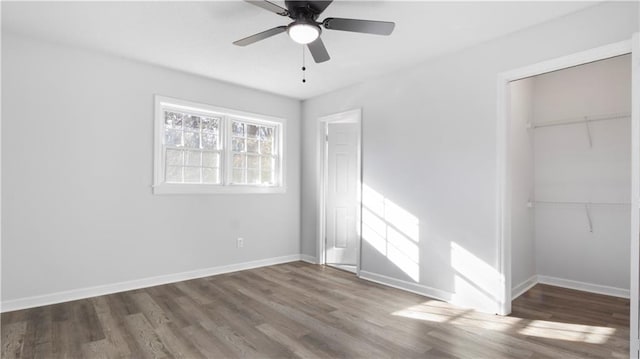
top-left (154, 96), bottom-right (285, 194)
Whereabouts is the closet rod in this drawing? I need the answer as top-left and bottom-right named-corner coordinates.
top-left (529, 112), bottom-right (630, 129)
top-left (531, 200), bottom-right (630, 206)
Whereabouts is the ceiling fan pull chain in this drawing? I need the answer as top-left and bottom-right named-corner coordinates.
top-left (302, 46), bottom-right (307, 83)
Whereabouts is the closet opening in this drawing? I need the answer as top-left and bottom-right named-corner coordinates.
top-left (499, 43), bottom-right (634, 358)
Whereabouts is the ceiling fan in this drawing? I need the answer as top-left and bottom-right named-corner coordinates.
top-left (233, 0), bottom-right (395, 63)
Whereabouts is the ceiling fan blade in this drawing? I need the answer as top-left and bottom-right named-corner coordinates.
top-left (323, 18), bottom-right (395, 35)
top-left (233, 26), bottom-right (288, 46)
top-left (245, 0), bottom-right (289, 16)
top-left (307, 1), bottom-right (333, 14)
top-left (307, 37), bottom-right (330, 63)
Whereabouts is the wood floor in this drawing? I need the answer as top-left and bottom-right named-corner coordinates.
top-left (1, 262), bottom-right (630, 358)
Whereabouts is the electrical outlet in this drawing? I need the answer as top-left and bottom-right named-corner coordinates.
top-left (237, 237), bottom-right (244, 248)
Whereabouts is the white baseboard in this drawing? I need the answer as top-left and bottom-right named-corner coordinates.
top-left (1, 254), bottom-right (303, 313)
top-left (300, 254), bottom-right (317, 264)
top-left (537, 275), bottom-right (629, 299)
top-left (512, 275), bottom-right (538, 300)
top-left (358, 270), bottom-right (453, 303)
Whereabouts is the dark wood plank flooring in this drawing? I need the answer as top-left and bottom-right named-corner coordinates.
top-left (1, 262), bottom-right (630, 358)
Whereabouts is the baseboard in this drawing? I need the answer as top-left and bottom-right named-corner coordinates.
top-left (512, 275), bottom-right (538, 300)
top-left (537, 275), bottom-right (629, 299)
top-left (358, 270), bottom-right (453, 303)
top-left (1, 254), bottom-right (302, 313)
top-left (300, 254), bottom-right (317, 264)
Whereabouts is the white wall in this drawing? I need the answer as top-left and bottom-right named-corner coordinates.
top-left (509, 78), bottom-right (536, 294)
top-left (301, 1), bottom-right (638, 313)
top-left (1, 32), bottom-right (301, 303)
top-left (533, 55), bottom-right (631, 291)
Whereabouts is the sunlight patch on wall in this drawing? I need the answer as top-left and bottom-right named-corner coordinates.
top-left (450, 242), bottom-right (500, 310)
top-left (362, 184), bottom-right (420, 281)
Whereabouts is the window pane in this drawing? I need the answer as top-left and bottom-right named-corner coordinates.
top-left (247, 124), bottom-right (259, 138)
top-left (261, 140), bottom-right (273, 155)
top-left (232, 138), bottom-right (245, 152)
top-left (202, 117), bottom-right (219, 133)
top-left (261, 170), bottom-right (273, 184)
top-left (184, 115), bottom-right (200, 131)
top-left (203, 168), bottom-right (220, 184)
top-left (184, 167), bottom-right (200, 183)
top-left (247, 170), bottom-right (260, 184)
top-left (232, 169), bottom-right (246, 183)
top-left (165, 130), bottom-right (182, 147)
top-left (260, 156), bottom-right (273, 171)
top-left (259, 126), bottom-right (274, 141)
top-left (164, 111), bottom-right (183, 129)
top-left (202, 152), bottom-right (219, 168)
top-left (247, 139), bottom-right (258, 154)
top-left (166, 149), bottom-right (183, 166)
top-left (166, 166), bottom-right (182, 182)
top-left (202, 133), bottom-right (217, 150)
top-left (233, 154), bottom-right (246, 168)
top-left (185, 150), bottom-right (201, 166)
top-left (247, 155), bottom-right (259, 170)
top-left (232, 122), bottom-right (245, 136)
top-left (184, 132), bottom-right (200, 148)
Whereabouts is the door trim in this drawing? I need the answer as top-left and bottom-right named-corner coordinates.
top-left (631, 32), bottom-right (640, 358)
top-left (495, 39), bottom-right (633, 317)
top-left (316, 109), bottom-right (362, 275)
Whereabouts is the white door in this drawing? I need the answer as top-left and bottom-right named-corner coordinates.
top-left (325, 122), bottom-right (359, 266)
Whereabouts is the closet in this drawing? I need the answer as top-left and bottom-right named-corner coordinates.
top-left (509, 54), bottom-right (632, 300)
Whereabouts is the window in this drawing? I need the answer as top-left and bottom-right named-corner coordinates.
top-left (153, 96), bottom-right (285, 194)
top-left (230, 120), bottom-right (277, 186)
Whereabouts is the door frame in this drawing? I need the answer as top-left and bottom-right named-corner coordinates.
top-left (495, 39), bottom-right (636, 351)
top-left (316, 109), bottom-right (362, 275)
top-left (632, 32), bottom-right (640, 357)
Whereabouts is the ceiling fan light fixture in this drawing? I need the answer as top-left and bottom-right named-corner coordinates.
top-left (287, 22), bottom-right (320, 44)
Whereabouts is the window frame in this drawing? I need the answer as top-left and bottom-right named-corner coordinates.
top-left (153, 95), bottom-right (286, 195)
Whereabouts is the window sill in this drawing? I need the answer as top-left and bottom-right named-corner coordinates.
top-left (152, 183), bottom-right (286, 195)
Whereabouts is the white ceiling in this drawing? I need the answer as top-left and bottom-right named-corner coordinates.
top-left (3, 1), bottom-right (599, 100)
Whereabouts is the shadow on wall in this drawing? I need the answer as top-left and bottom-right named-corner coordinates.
top-left (361, 184), bottom-right (501, 312)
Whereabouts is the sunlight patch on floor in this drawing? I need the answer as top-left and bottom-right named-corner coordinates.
top-left (391, 300), bottom-right (617, 345)
top-left (392, 300), bottom-right (521, 331)
top-left (518, 320), bottom-right (616, 344)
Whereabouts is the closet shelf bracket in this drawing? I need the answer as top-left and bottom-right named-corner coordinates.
top-left (584, 204), bottom-right (593, 233)
top-left (584, 117), bottom-right (593, 148)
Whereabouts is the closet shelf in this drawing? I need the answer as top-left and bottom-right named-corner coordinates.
top-left (527, 112), bottom-right (630, 129)
top-left (528, 200), bottom-right (630, 207)
top-left (528, 200), bottom-right (630, 233)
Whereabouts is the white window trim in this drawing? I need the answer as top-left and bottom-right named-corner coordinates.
top-left (153, 95), bottom-right (286, 195)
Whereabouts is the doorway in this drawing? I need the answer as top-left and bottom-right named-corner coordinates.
top-left (497, 36), bottom-right (640, 357)
top-left (317, 109), bottom-right (362, 274)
